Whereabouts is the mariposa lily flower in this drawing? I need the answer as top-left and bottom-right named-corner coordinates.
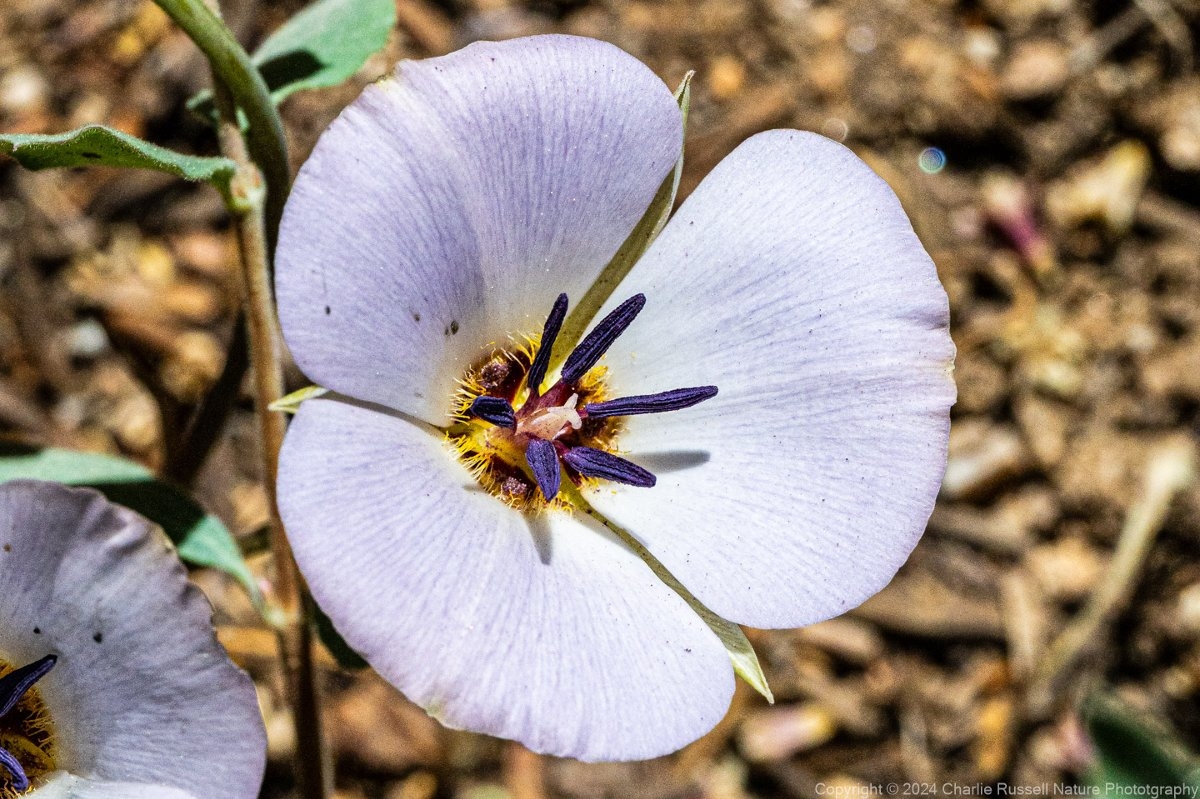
top-left (0, 480), bottom-right (265, 798)
top-left (276, 34), bottom-right (954, 761)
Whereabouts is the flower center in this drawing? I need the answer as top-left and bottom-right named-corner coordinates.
top-left (0, 655), bottom-right (57, 798)
top-left (515, 393), bottom-right (581, 441)
top-left (447, 293), bottom-right (717, 510)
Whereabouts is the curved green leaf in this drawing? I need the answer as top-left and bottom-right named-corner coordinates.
top-left (0, 126), bottom-right (237, 199)
top-left (190, 0), bottom-right (395, 120)
top-left (1084, 692), bottom-right (1198, 792)
top-left (0, 445), bottom-right (260, 606)
top-left (254, 0), bottom-right (395, 102)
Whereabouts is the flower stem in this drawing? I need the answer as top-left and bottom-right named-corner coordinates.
top-left (156, 0), bottom-right (286, 487)
top-left (150, 0), bottom-right (288, 244)
top-left (152, 0), bottom-right (330, 794)
top-left (214, 87), bottom-right (331, 799)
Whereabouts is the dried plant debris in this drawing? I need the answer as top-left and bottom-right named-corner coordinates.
top-left (3, 0), bottom-right (1200, 794)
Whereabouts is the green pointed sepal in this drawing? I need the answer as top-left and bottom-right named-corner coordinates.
top-left (550, 72), bottom-right (695, 372)
top-left (269, 385), bottom-right (329, 413)
top-left (565, 483), bottom-right (774, 703)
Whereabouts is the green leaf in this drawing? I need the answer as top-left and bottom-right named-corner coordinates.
top-left (190, 0), bottom-right (395, 120)
top-left (551, 72), bottom-right (694, 372)
top-left (0, 126), bottom-right (237, 199)
top-left (0, 445), bottom-right (261, 607)
top-left (0, 445), bottom-right (150, 484)
top-left (1083, 692), bottom-right (1198, 793)
top-left (254, 0), bottom-right (395, 102)
top-left (312, 601), bottom-right (369, 670)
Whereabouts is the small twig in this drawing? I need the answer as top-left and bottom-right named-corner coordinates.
top-left (1070, 0), bottom-right (1195, 74)
top-left (1026, 439), bottom-right (1195, 715)
top-left (899, 701), bottom-right (936, 783)
top-left (1137, 191), bottom-right (1200, 244)
top-left (1131, 0), bottom-right (1195, 74)
top-left (999, 568), bottom-right (1046, 684)
top-left (165, 320), bottom-right (248, 485)
top-left (1069, 5), bottom-right (1148, 74)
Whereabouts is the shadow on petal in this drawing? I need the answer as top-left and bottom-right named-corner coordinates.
top-left (526, 514), bottom-right (554, 565)
top-left (325, 393), bottom-right (445, 436)
top-left (634, 450), bottom-right (712, 473)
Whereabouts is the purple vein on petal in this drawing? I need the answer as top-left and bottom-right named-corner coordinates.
top-left (469, 396), bottom-right (516, 429)
top-left (525, 439), bottom-right (562, 500)
top-left (0, 746), bottom-right (29, 792)
top-left (527, 293), bottom-right (569, 396)
top-left (561, 294), bottom-right (646, 385)
top-left (583, 386), bottom-right (718, 419)
top-left (0, 654), bottom-right (56, 718)
top-left (563, 446), bottom-right (656, 488)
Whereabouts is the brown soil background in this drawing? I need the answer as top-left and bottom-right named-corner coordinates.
top-left (3, 0), bottom-right (1200, 796)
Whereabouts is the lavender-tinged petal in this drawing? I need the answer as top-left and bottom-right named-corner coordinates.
top-left (589, 130), bottom-right (956, 630)
top-left (0, 746), bottom-right (29, 791)
top-left (277, 36), bottom-right (682, 423)
top-left (34, 777), bottom-right (201, 798)
top-left (526, 293), bottom-right (568, 396)
top-left (583, 386), bottom-right (717, 419)
top-left (563, 446), bottom-right (656, 488)
top-left (0, 654), bottom-right (55, 718)
top-left (561, 294), bottom-right (645, 385)
top-left (0, 482), bottom-right (265, 799)
top-left (468, 396), bottom-right (516, 429)
top-left (279, 399), bottom-right (732, 761)
top-left (524, 439), bottom-right (562, 500)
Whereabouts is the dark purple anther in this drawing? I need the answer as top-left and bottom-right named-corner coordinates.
top-left (583, 386), bottom-right (718, 419)
top-left (526, 293), bottom-right (568, 396)
top-left (469, 396), bottom-right (516, 429)
top-left (525, 438), bottom-right (561, 500)
top-left (563, 446), bottom-right (656, 488)
top-left (0, 653), bottom-right (56, 792)
top-left (561, 294), bottom-right (645, 385)
top-left (0, 654), bottom-right (56, 718)
top-left (467, 292), bottom-right (714, 501)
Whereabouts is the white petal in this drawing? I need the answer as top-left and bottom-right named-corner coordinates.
top-left (0, 482), bottom-right (265, 799)
top-left (278, 399), bottom-right (733, 761)
top-left (31, 772), bottom-right (199, 799)
top-left (587, 130), bottom-right (956, 629)
top-left (277, 35), bottom-right (682, 424)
